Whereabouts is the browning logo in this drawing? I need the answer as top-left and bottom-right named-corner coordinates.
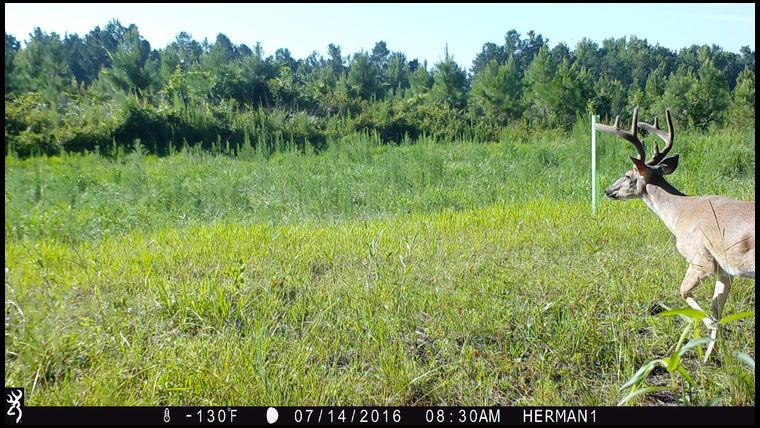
top-left (5, 388), bottom-right (23, 424)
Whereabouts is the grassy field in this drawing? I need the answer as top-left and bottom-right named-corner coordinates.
top-left (4, 127), bottom-right (755, 405)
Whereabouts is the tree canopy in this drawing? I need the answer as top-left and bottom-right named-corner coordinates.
top-left (4, 22), bottom-right (755, 156)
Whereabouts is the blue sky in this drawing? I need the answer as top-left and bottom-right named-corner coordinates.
top-left (5, 3), bottom-right (755, 69)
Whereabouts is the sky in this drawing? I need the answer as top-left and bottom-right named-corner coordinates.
top-left (5, 3), bottom-right (756, 69)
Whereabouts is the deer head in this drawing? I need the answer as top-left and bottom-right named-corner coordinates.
top-left (595, 107), bottom-right (679, 200)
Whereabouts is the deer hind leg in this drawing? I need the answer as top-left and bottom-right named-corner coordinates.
top-left (704, 268), bottom-right (732, 363)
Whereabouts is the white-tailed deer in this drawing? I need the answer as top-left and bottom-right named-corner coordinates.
top-left (595, 107), bottom-right (755, 362)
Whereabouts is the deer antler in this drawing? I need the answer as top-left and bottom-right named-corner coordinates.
top-left (594, 106), bottom-right (646, 161)
top-left (638, 109), bottom-right (674, 166)
top-left (7, 390), bottom-right (22, 402)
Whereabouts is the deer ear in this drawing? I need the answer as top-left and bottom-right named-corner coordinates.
top-left (630, 157), bottom-right (651, 178)
top-left (658, 155), bottom-right (679, 175)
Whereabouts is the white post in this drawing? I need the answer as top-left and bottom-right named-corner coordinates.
top-left (591, 114), bottom-right (597, 213)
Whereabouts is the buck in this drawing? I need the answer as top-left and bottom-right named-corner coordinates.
top-left (595, 107), bottom-right (755, 362)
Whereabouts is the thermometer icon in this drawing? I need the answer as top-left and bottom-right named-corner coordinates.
top-left (164, 408), bottom-right (171, 423)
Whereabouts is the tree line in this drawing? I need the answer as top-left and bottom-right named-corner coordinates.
top-left (4, 21), bottom-right (756, 156)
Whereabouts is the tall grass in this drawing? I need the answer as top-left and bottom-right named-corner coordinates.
top-left (4, 125), bottom-right (755, 406)
top-left (6, 127), bottom-right (754, 244)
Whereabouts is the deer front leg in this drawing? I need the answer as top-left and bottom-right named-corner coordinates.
top-left (679, 265), bottom-right (716, 330)
top-left (704, 269), bottom-right (732, 363)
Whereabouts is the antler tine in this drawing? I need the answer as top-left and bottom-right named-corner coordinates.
top-left (639, 109), bottom-right (674, 165)
top-left (594, 106), bottom-right (646, 161)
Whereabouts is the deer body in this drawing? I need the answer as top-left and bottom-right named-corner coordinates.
top-left (641, 186), bottom-right (755, 278)
top-left (597, 108), bottom-right (755, 362)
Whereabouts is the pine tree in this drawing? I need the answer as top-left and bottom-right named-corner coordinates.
top-left (470, 56), bottom-right (522, 124)
top-left (431, 47), bottom-right (467, 110)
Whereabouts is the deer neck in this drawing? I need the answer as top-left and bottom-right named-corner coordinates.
top-left (641, 180), bottom-right (686, 234)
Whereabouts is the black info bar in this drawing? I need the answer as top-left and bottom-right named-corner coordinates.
top-left (5, 405), bottom-right (755, 426)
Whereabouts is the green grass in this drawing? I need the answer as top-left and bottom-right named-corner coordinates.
top-left (4, 128), bottom-right (755, 405)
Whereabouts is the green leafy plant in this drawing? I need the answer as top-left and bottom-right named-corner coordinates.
top-left (619, 307), bottom-right (754, 406)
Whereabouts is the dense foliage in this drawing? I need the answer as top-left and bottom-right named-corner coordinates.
top-left (5, 22), bottom-right (755, 156)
